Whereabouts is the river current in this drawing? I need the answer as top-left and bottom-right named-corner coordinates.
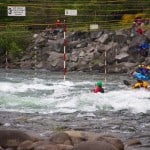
top-left (0, 69), bottom-right (149, 114)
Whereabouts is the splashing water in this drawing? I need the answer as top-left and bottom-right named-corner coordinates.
top-left (0, 69), bottom-right (149, 114)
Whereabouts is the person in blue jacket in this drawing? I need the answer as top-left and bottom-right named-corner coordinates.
top-left (132, 71), bottom-right (149, 81)
top-left (131, 66), bottom-right (150, 89)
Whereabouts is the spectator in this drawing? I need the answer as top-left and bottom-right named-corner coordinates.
top-left (140, 42), bottom-right (149, 57)
top-left (132, 16), bottom-right (144, 36)
top-left (134, 16), bottom-right (142, 26)
top-left (56, 19), bottom-right (61, 28)
top-left (137, 28), bottom-right (143, 35)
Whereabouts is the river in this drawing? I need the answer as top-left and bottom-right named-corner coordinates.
top-left (0, 69), bottom-right (150, 149)
top-left (0, 69), bottom-right (149, 114)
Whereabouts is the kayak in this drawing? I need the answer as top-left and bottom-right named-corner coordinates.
top-left (123, 80), bottom-right (150, 91)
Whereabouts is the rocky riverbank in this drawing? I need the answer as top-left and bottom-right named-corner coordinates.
top-left (18, 28), bottom-right (150, 73)
top-left (0, 110), bottom-right (150, 150)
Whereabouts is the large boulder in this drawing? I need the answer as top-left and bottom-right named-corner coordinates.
top-left (0, 129), bottom-right (37, 148)
top-left (18, 28), bottom-right (150, 73)
top-left (73, 141), bottom-right (118, 150)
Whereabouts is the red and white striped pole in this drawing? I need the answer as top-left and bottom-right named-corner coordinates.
top-left (63, 20), bottom-right (67, 81)
top-left (104, 49), bottom-right (107, 82)
top-left (5, 49), bottom-right (8, 70)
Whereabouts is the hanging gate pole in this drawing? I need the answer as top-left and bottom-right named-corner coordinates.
top-left (5, 49), bottom-right (8, 70)
top-left (104, 49), bottom-right (107, 82)
top-left (34, 46), bottom-right (37, 77)
top-left (63, 20), bottom-right (67, 81)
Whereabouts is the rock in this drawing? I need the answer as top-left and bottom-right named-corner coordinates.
top-left (34, 34), bottom-right (46, 44)
top-left (73, 141), bottom-right (118, 150)
top-left (96, 135), bottom-right (124, 150)
top-left (34, 144), bottom-right (60, 150)
top-left (47, 39), bottom-right (64, 53)
top-left (64, 131), bottom-right (88, 145)
top-left (31, 141), bottom-right (50, 148)
top-left (115, 52), bottom-right (129, 62)
top-left (129, 35), bottom-right (147, 48)
top-left (46, 52), bottom-right (64, 70)
top-left (9, 28), bottom-right (150, 73)
top-left (144, 30), bottom-right (150, 40)
top-left (91, 31), bottom-right (103, 40)
top-left (49, 132), bottom-right (73, 145)
top-left (0, 146), bottom-right (4, 150)
top-left (76, 42), bottom-right (88, 48)
top-left (0, 129), bottom-right (37, 148)
top-left (18, 140), bottom-right (34, 150)
top-left (98, 33), bottom-right (109, 43)
top-left (58, 144), bottom-right (73, 150)
top-left (119, 46), bottom-right (129, 53)
top-left (127, 139), bottom-right (142, 146)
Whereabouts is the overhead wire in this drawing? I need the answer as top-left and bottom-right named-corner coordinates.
top-left (0, 0), bottom-right (149, 35)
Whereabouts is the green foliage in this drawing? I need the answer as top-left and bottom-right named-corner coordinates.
top-left (0, 27), bottom-right (31, 59)
top-left (120, 14), bottom-right (135, 25)
top-left (0, 0), bottom-right (149, 58)
top-left (0, 34), bottom-right (20, 58)
top-left (0, 0), bottom-right (149, 29)
top-left (91, 59), bottom-right (101, 65)
top-left (52, 126), bottom-right (65, 132)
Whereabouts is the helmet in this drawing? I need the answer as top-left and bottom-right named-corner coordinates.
top-left (147, 65), bottom-right (150, 70)
top-left (138, 64), bottom-right (144, 68)
top-left (138, 65), bottom-right (141, 68)
top-left (96, 81), bottom-right (102, 87)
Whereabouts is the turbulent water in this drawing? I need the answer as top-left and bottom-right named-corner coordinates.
top-left (1, 69), bottom-right (150, 150)
top-left (0, 69), bottom-right (150, 114)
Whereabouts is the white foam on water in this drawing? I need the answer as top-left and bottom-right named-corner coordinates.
top-left (0, 74), bottom-right (150, 114)
top-left (79, 89), bottom-right (150, 113)
top-left (0, 79), bottom-right (55, 93)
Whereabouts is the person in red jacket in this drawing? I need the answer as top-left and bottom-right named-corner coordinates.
top-left (92, 81), bottom-right (104, 93)
top-left (137, 28), bottom-right (143, 35)
top-left (55, 19), bottom-right (61, 27)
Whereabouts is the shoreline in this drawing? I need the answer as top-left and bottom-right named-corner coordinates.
top-left (0, 110), bottom-right (149, 137)
top-left (0, 110), bottom-right (150, 149)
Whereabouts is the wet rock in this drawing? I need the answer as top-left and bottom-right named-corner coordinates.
top-left (65, 131), bottom-right (88, 143)
top-left (73, 141), bottom-right (118, 150)
top-left (127, 139), bottom-right (142, 146)
top-left (19, 28), bottom-right (150, 73)
top-left (115, 52), bottom-right (129, 62)
top-left (0, 111), bottom-right (149, 150)
top-left (57, 144), bottom-right (73, 150)
top-left (18, 140), bottom-right (34, 150)
top-left (34, 144), bottom-right (60, 150)
top-left (98, 33), bottom-right (109, 43)
top-left (0, 146), bottom-right (4, 150)
top-left (0, 129), bottom-right (37, 149)
top-left (96, 135), bottom-right (124, 150)
top-left (31, 141), bottom-right (50, 148)
top-left (49, 132), bottom-right (73, 145)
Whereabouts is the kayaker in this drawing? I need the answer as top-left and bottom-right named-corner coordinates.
top-left (92, 81), bottom-right (104, 93)
top-left (132, 71), bottom-right (149, 81)
top-left (132, 80), bottom-right (148, 89)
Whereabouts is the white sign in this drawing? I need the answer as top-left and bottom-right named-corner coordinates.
top-left (65, 9), bottom-right (77, 16)
top-left (90, 24), bottom-right (99, 30)
top-left (8, 6), bottom-right (26, 16)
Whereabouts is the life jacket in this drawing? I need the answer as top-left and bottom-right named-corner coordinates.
top-left (137, 28), bottom-right (143, 34)
top-left (56, 20), bottom-right (60, 27)
top-left (132, 71), bottom-right (149, 81)
top-left (132, 81), bottom-right (148, 89)
top-left (93, 86), bottom-right (104, 93)
top-left (141, 43), bottom-right (149, 50)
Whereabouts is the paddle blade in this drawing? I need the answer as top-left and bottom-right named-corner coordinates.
top-left (123, 80), bottom-right (131, 86)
